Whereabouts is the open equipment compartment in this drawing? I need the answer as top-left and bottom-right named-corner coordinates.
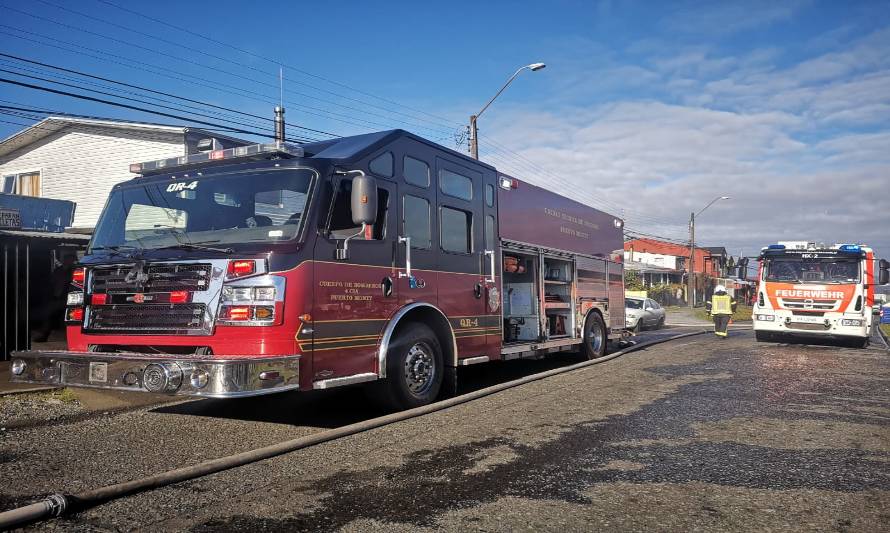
top-left (502, 249), bottom-right (540, 343)
top-left (543, 254), bottom-right (575, 339)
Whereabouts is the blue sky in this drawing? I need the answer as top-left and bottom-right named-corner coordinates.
top-left (1, 0), bottom-right (889, 260)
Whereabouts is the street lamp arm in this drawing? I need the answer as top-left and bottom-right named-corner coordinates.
top-left (475, 65), bottom-right (530, 119)
top-left (696, 195), bottom-right (731, 218)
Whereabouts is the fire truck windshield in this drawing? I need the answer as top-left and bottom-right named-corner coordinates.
top-left (764, 257), bottom-right (860, 284)
top-left (89, 168), bottom-right (314, 253)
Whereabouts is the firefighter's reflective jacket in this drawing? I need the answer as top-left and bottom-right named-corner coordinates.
top-left (710, 294), bottom-right (734, 315)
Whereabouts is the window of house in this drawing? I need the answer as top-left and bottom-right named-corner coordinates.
top-left (404, 156), bottom-right (430, 188)
top-left (403, 195), bottom-right (431, 249)
top-left (369, 152), bottom-right (393, 177)
top-left (2, 171), bottom-right (40, 197)
top-left (441, 206), bottom-right (471, 253)
top-left (485, 183), bottom-right (494, 207)
top-left (440, 169), bottom-right (472, 201)
top-left (328, 179), bottom-right (388, 240)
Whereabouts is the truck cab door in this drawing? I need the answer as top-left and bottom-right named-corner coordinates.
top-left (433, 157), bottom-right (488, 360)
top-left (311, 175), bottom-right (399, 383)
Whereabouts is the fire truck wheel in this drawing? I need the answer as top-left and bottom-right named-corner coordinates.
top-left (381, 322), bottom-right (443, 410)
top-left (755, 331), bottom-right (771, 342)
top-left (581, 312), bottom-right (607, 360)
top-left (850, 336), bottom-right (869, 349)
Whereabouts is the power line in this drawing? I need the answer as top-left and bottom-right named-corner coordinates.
top-left (0, 29), bottom-right (451, 139)
top-left (0, 67), bottom-right (313, 141)
top-left (44, 0), bottom-right (462, 134)
top-left (0, 77), bottom-right (319, 143)
top-left (1, 4), bottom-right (457, 139)
top-left (0, 52), bottom-right (340, 139)
top-left (95, 0), bottom-right (463, 129)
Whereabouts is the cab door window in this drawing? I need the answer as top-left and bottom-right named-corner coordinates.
top-left (403, 194), bottom-right (431, 249)
top-left (440, 206), bottom-right (472, 254)
top-left (327, 179), bottom-right (388, 240)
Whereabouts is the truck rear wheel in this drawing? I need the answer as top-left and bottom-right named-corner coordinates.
top-left (581, 312), bottom-right (607, 360)
top-left (850, 336), bottom-right (869, 349)
top-left (379, 322), bottom-right (443, 411)
top-left (755, 331), bottom-right (772, 343)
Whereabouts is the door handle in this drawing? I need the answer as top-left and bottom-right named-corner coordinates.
top-left (484, 250), bottom-right (495, 284)
top-left (382, 277), bottom-right (393, 297)
top-left (474, 282), bottom-right (483, 299)
top-left (398, 236), bottom-right (412, 279)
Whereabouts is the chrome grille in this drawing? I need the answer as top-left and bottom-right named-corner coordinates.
top-left (91, 263), bottom-right (212, 294)
top-left (780, 298), bottom-right (838, 310)
top-left (88, 304), bottom-right (206, 332)
top-left (786, 321), bottom-right (830, 331)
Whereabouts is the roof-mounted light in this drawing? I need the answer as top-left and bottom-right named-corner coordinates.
top-left (838, 244), bottom-right (861, 253)
top-left (767, 244), bottom-right (786, 250)
top-left (130, 142), bottom-right (304, 175)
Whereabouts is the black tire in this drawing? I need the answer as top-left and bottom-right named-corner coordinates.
top-left (656, 317), bottom-right (665, 330)
top-left (850, 336), bottom-right (869, 349)
top-left (581, 312), bottom-right (607, 360)
top-left (378, 322), bottom-right (443, 411)
top-left (755, 331), bottom-right (775, 343)
top-left (632, 319), bottom-right (642, 334)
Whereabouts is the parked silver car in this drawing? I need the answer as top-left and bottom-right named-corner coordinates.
top-left (626, 297), bottom-right (666, 332)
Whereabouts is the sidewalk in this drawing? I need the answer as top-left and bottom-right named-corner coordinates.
top-left (664, 306), bottom-right (714, 327)
top-left (664, 306), bottom-right (752, 329)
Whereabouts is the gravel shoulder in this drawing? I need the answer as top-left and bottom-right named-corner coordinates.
top-left (3, 331), bottom-right (888, 532)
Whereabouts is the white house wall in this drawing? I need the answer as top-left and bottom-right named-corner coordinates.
top-left (0, 125), bottom-right (184, 228)
top-left (623, 251), bottom-right (679, 270)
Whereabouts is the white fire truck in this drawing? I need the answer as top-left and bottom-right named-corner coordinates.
top-left (753, 241), bottom-right (889, 347)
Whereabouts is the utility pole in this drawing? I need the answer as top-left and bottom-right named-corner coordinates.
top-left (469, 115), bottom-right (479, 159)
top-left (688, 211), bottom-right (695, 308)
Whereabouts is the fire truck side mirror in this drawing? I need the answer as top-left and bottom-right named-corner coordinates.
top-left (879, 259), bottom-right (889, 285)
top-left (351, 174), bottom-right (378, 226)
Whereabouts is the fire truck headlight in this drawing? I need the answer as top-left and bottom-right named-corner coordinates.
top-left (11, 359), bottom-right (26, 376)
top-left (755, 314), bottom-right (775, 321)
top-left (840, 319), bottom-right (863, 326)
top-left (222, 286), bottom-right (254, 302)
top-left (67, 292), bottom-right (84, 306)
top-left (253, 287), bottom-right (276, 301)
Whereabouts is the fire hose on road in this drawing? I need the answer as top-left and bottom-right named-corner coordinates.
top-left (0, 330), bottom-right (707, 530)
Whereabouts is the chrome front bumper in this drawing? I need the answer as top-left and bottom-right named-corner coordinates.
top-left (8, 351), bottom-right (300, 398)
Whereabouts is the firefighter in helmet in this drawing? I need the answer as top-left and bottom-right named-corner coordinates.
top-left (706, 284), bottom-right (736, 338)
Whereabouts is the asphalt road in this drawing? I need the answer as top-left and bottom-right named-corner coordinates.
top-left (1, 326), bottom-right (888, 532)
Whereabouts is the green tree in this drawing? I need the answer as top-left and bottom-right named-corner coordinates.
top-left (624, 270), bottom-right (645, 291)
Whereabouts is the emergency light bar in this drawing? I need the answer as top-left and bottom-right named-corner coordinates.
top-left (129, 142), bottom-right (305, 175)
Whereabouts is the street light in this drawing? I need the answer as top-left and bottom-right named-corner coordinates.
top-left (688, 196), bottom-right (731, 308)
top-left (468, 62), bottom-right (546, 159)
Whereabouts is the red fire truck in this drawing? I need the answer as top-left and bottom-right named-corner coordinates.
top-left (10, 130), bottom-right (626, 409)
top-left (753, 241), bottom-right (889, 347)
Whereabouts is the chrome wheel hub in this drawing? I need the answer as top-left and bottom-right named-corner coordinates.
top-left (404, 342), bottom-right (435, 396)
top-left (589, 321), bottom-right (604, 353)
